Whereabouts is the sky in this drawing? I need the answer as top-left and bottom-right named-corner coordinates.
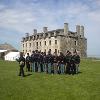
top-left (0, 0), bottom-right (100, 57)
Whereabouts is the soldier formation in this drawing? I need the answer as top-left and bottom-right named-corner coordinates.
top-left (17, 50), bottom-right (80, 77)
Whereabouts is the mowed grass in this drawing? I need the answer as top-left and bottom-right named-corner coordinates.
top-left (0, 59), bottom-right (100, 100)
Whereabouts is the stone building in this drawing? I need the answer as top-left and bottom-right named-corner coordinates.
top-left (21, 23), bottom-right (87, 57)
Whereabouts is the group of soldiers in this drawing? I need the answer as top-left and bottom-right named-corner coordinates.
top-left (17, 50), bottom-right (80, 77)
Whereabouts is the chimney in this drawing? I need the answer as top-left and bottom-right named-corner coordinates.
top-left (76, 25), bottom-right (80, 35)
top-left (33, 29), bottom-right (37, 34)
top-left (54, 31), bottom-right (57, 37)
top-left (48, 33), bottom-right (51, 38)
top-left (80, 26), bottom-right (84, 37)
top-left (25, 33), bottom-right (29, 37)
top-left (43, 27), bottom-right (48, 33)
top-left (64, 23), bottom-right (69, 35)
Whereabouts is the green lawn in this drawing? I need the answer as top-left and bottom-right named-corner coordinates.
top-left (0, 59), bottom-right (100, 100)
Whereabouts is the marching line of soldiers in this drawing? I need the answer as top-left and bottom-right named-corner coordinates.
top-left (25, 50), bottom-right (80, 75)
top-left (17, 50), bottom-right (80, 77)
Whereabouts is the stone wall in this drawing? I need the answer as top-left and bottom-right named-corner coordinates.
top-left (21, 36), bottom-right (61, 55)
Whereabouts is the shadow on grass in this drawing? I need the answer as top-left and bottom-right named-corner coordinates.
top-left (65, 72), bottom-right (82, 76)
top-left (78, 71), bottom-right (82, 74)
top-left (24, 74), bottom-right (32, 77)
top-left (20, 72), bottom-right (82, 77)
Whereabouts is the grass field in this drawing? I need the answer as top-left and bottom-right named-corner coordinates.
top-left (0, 59), bottom-right (100, 100)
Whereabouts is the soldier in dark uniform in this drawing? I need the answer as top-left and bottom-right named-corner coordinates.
top-left (18, 52), bottom-right (25, 77)
top-left (43, 52), bottom-right (48, 73)
top-left (34, 50), bottom-right (39, 72)
top-left (58, 52), bottom-right (65, 74)
top-left (40, 52), bottom-right (44, 72)
top-left (42, 52), bottom-right (46, 72)
top-left (73, 51), bottom-right (80, 74)
top-left (31, 51), bottom-right (35, 72)
top-left (37, 51), bottom-right (41, 72)
top-left (46, 51), bottom-right (53, 74)
top-left (65, 51), bottom-right (72, 74)
top-left (26, 53), bottom-right (31, 72)
top-left (53, 52), bottom-right (58, 74)
top-left (70, 52), bottom-right (76, 75)
top-left (38, 51), bottom-right (43, 72)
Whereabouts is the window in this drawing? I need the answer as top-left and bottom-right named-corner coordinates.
top-left (55, 40), bottom-right (57, 44)
top-left (29, 43), bottom-right (31, 47)
top-left (36, 42), bottom-right (38, 46)
top-left (40, 42), bottom-right (41, 46)
top-left (49, 49), bottom-right (51, 53)
top-left (33, 42), bottom-right (34, 46)
top-left (26, 43), bottom-right (27, 47)
top-left (49, 40), bottom-right (51, 45)
top-left (75, 41), bottom-right (77, 46)
top-left (29, 50), bottom-right (31, 52)
top-left (44, 49), bottom-right (46, 53)
top-left (75, 49), bottom-right (77, 52)
top-left (34, 36), bottom-right (35, 39)
top-left (55, 49), bottom-right (57, 53)
top-left (37, 35), bottom-right (39, 39)
top-left (44, 41), bottom-right (46, 45)
top-left (23, 44), bottom-right (24, 47)
top-left (58, 50), bottom-right (59, 53)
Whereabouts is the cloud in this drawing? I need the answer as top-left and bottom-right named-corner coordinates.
top-left (89, 0), bottom-right (100, 6)
top-left (0, 4), bottom-right (37, 33)
top-left (88, 10), bottom-right (100, 22)
top-left (0, 1), bottom-right (91, 33)
top-left (0, 4), bottom-right (5, 9)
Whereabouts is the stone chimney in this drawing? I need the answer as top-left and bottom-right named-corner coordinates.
top-left (43, 27), bottom-right (48, 33)
top-left (64, 23), bottom-right (69, 35)
top-left (33, 29), bottom-right (37, 34)
top-left (80, 26), bottom-right (84, 37)
top-left (26, 33), bottom-right (29, 37)
top-left (76, 25), bottom-right (80, 35)
top-left (48, 33), bottom-right (51, 38)
top-left (54, 31), bottom-right (57, 37)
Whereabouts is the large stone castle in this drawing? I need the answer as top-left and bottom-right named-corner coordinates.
top-left (21, 23), bottom-right (87, 57)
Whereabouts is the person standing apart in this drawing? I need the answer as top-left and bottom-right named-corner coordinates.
top-left (18, 52), bottom-right (25, 77)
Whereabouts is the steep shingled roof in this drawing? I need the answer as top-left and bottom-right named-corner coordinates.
top-left (0, 43), bottom-right (17, 51)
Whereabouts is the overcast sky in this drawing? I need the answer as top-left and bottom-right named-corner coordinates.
top-left (0, 0), bottom-right (100, 57)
